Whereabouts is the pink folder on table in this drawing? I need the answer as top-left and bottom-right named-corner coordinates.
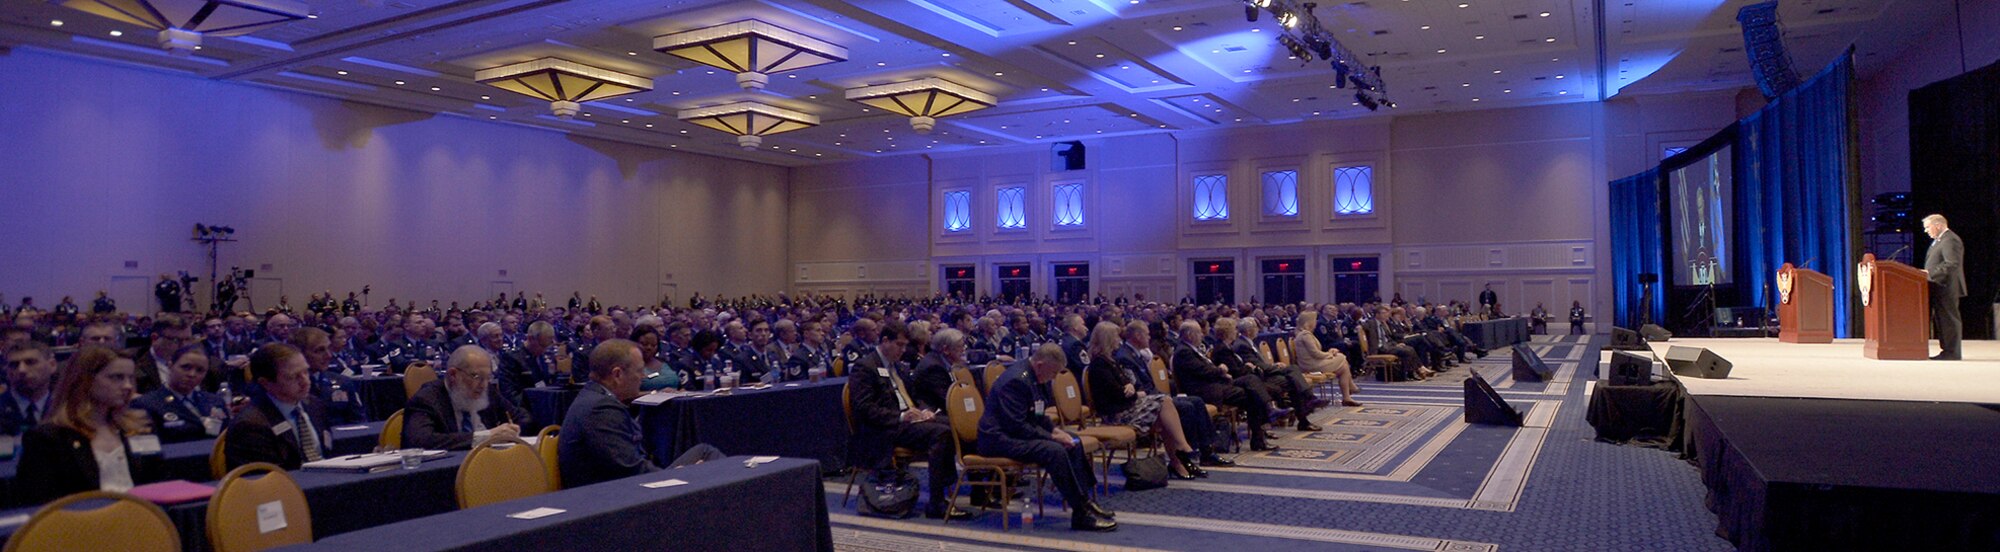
top-left (128, 480), bottom-right (216, 505)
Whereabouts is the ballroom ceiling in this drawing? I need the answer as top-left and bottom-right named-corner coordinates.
top-left (0, 0), bottom-right (1953, 166)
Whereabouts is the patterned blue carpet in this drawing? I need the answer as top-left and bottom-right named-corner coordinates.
top-left (827, 334), bottom-right (1736, 551)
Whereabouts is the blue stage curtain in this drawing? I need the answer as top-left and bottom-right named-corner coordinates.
top-left (1733, 51), bottom-right (1857, 337)
top-left (1611, 168), bottom-right (1666, 329)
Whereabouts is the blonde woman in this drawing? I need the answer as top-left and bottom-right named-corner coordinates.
top-left (1083, 322), bottom-right (1205, 478)
top-left (1293, 311), bottom-right (1363, 407)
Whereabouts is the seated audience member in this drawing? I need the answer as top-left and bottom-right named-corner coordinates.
top-left (631, 325), bottom-right (681, 391)
top-left (764, 319), bottom-right (804, 381)
top-left (131, 344), bottom-right (229, 443)
top-left (909, 328), bottom-right (965, 412)
top-left (849, 324), bottom-right (965, 520)
top-left (500, 321), bottom-right (562, 402)
top-left (16, 345), bottom-right (161, 504)
top-left (2, 341), bottom-right (59, 436)
top-left (977, 344), bottom-right (1116, 531)
top-left (1291, 312), bottom-right (1363, 407)
top-left (787, 321), bottom-right (834, 376)
top-left (1569, 301), bottom-right (1588, 335)
top-left (1113, 321), bottom-right (1226, 465)
top-left (78, 320), bottom-right (120, 349)
top-left (130, 317), bottom-right (193, 394)
top-left (1363, 307), bottom-right (1430, 380)
top-left (1082, 322), bottom-right (1204, 479)
top-left (292, 327), bottom-right (366, 425)
top-left (1210, 318), bottom-right (1324, 430)
top-left (402, 345), bottom-right (530, 450)
top-left (224, 344), bottom-right (330, 470)
top-left (559, 339), bottom-right (666, 487)
top-left (1171, 320), bottom-right (1277, 451)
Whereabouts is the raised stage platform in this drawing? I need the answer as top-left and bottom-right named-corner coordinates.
top-left (1600, 337), bottom-right (2000, 551)
top-left (1636, 338), bottom-right (2000, 404)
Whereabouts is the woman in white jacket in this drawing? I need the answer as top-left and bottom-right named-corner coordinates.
top-left (1293, 311), bottom-right (1362, 407)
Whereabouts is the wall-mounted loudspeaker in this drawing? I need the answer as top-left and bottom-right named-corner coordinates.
top-left (1052, 141), bottom-right (1086, 171)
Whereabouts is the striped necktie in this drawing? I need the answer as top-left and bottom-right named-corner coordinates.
top-left (293, 409), bottom-right (323, 462)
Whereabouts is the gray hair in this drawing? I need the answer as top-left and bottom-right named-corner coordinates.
top-left (1923, 214), bottom-right (1948, 227)
top-left (476, 322), bottom-right (503, 339)
top-left (446, 345), bottom-right (493, 374)
top-left (932, 328), bottom-right (967, 351)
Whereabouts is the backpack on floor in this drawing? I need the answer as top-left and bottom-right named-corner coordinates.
top-left (859, 469), bottom-right (919, 518)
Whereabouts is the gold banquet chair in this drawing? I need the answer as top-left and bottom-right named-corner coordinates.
top-left (3, 491), bottom-right (179, 552)
top-left (208, 463), bottom-right (313, 552)
top-left (536, 425), bottom-right (563, 491)
top-left (944, 382), bottom-right (1074, 530)
top-left (378, 409), bottom-right (406, 451)
top-left (839, 382), bottom-right (915, 507)
top-left (456, 437), bottom-right (551, 508)
top-left (209, 429), bottom-right (231, 480)
top-left (402, 363), bottom-right (438, 400)
top-left (1050, 370), bottom-right (1134, 494)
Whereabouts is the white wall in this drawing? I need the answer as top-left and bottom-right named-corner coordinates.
top-left (788, 96), bottom-right (1743, 320)
top-left (0, 49), bottom-right (791, 309)
top-left (1858, 0), bottom-right (2000, 198)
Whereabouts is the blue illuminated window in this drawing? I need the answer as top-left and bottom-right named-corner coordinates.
top-left (996, 186), bottom-right (1026, 229)
top-left (1262, 170), bottom-right (1299, 217)
top-left (1193, 174), bottom-right (1229, 221)
top-left (1333, 165), bottom-right (1374, 216)
top-left (943, 190), bottom-right (971, 232)
top-left (1053, 182), bottom-right (1085, 227)
top-left (1664, 146), bottom-right (1689, 159)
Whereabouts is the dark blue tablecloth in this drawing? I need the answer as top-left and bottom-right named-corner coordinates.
top-left (348, 375), bottom-right (406, 421)
top-left (0, 447), bottom-right (460, 552)
top-left (1461, 317), bottom-right (1531, 350)
top-left (275, 456), bottom-right (830, 552)
top-left (639, 379), bottom-right (849, 473)
top-left (524, 387), bottom-right (580, 432)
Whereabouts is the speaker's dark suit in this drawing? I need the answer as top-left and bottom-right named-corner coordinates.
top-left (1926, 229), bottom-right (1967, 358)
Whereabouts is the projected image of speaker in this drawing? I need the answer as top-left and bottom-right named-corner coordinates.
top-left (1511, 346), bottom-right (1553, 383)
top-left (1607, 351), bottom-right (1656, 386)
top-left (1664, 346), bottom-right (1733, 379)
top-left (1640, 324), bottom-right (1673, 342)
top-left (1464, 373), bottom-right (1523, 426)
top-left (1610, 326), bottom-right (1647, 351)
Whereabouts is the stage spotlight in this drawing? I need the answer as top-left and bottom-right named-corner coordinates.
top-left (1278, 10), bottom-right (1300, 28)
top-left (1277, 34), bottom-right (1312, 60)
top-left (1245, 0), bottom-right (1268, 22)
top-left (1355, 91), bottom-right (1378, 111)
top-left (1304, 34), bottom-right (1333, 60)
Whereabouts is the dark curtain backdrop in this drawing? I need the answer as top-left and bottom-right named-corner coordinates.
top-left (1611, 52), bottom-right (1858, 337)
top-left (1611, 168), bottom-right (1666, 329)
top-left (1732, 51), bottom-right (1859, 338)
top-left (1910, 57), bottom-right (2000, 340)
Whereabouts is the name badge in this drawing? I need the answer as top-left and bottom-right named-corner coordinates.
top-left (272, 421), bottom-right (295, 436)
top-left (128, 434), bottom-right (163, 455)
top-left (1033, 400), bottom-right (1045, 415)
top-left (876, 368), bottom-right (892, 378)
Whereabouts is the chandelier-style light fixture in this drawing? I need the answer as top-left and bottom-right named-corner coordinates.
top-left (844, 78), bottom-right (996, 134)
top-left (60, 0), bottom-right (311, 55)
top-left (677, 101), bottom-right (818, 150)
top-left (652, 20), bottom-right (847, 90)
top-left (474, 58), bottom-right (653, 119)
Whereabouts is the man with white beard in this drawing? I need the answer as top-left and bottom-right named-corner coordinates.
top-left (401, 345), bottom-right (531, 450)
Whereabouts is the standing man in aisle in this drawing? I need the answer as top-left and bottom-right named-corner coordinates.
top-left (1922, 214), bottom-right (1966, 360)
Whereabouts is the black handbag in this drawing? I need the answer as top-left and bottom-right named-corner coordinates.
top-left (1120, 455), bottom-right (1170, 491)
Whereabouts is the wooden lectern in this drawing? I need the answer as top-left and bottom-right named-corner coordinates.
top-left (1776, 263), bottom-right (1834, 343)
top-left (1858, 253), bottom-right (1930, 360)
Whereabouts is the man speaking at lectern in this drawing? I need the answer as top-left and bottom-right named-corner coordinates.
top-left (1922, 214), bottom-right (1966, 360)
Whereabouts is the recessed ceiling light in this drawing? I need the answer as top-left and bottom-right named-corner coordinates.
top-left (815, 153), bottom-right (823, 157)
top-left (625, 98), bottom-right (633, 102)
top-left (1545, 37), bottom-right (1557, 42)
top-left (488, 116), bottom-right (497, 120)
top-left (430, 86), bottom-right (441, 91)
top-left (994, 72), bottom-right (1004, 76)
top-left (108, 30), bottom-right (123, 37)
top-left (1172, 26), bottom-right (1183, 31)
top-left (645, 124), bottom-right (654, 128)
top-left (1095, 53), bottom-right (1106, 58)
top-left (1457, 3), bottom-right (1469, 7)
top-left (1292, 98), bottom-right (1300, 102)
top-left (1555, 74), bottom-right (1565, 79)
top-left (1067, 40), bottom-right (1078, 45)
top-left (337, 70), bottom-right (349, 75)
top-left (788, 74), bottom-right (797, 78)
top-left (1559, 90), bottom-right (1569, 94)
top-left (1251, 28), bottom-right (1261, 32)
top-left (627, 52), bottom-right (637, 56)
top-left (1474, 35), bottom-right (1485, 40)
top-left (1503, 89), bottom-right (1512, 93)
top-left (862, 108), bottom-right (870, 112)
top-left (1211, 49), bottom-right (1222, 53)
top-left (1471, 98), bottom-right (1480, 102)
top-left (834, 142), bottom-right (842, 146)
top-left (583, 113), bottom-right (591, 117)
top-left (480, 95), bottom-right (490, 100)
top-left (671, 145), bottom-right (679, 148)
top-left (394, 80), bottom-right (406, 85)
top-left (672, 91), bottom-right (681, 95)
top-left (49, 20), bottom-right (63, 27)
top-left (1493, 70), bottom-right (1502, 74)
top-left (1243, 69), bottom-right (1251, 73)
top-left (875, 62), bottom-right (886, 66)
top-left (1437, 49), bottom-right (1447, 54)
top-left (1158, 124), bottom-right (1167, 128)
top-left (1461, 83), bottom-right (1470, 87)
top-left (1040, 88), bottom-right (1050, 91)
top-left (1540, 11), bottom-right (1552, 17)
top-left (1420, 25), bottom-right (1431, 30)
top-left (809, 95), bottom-right (818, 99)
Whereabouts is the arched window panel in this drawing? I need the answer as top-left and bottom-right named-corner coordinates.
top-left (1193, 174), bottom-right (1229, 221)
top-left (1262, 170), bottom-right (1299, 217)
top-left (996, 186), bottom-right (1027, 229)
top-left (1053, 182), bottom-right (1085, 227)
top-left (1333, 165), bottom-right (1375, 216)
top-left (943, 190), bottom-right (971, 232)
